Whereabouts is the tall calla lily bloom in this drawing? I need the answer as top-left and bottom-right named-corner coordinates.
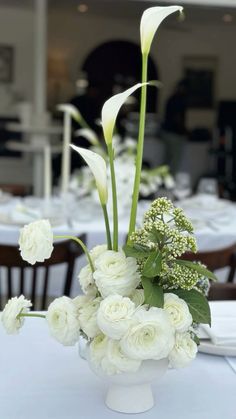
top-left (70, 144), bottom-right (108, 205)
top-left (101, 82), bottom-right (151, 145)
top-left (140, 6), bottom-right (183, 55)
top-left (57, 104), bottom-right (84, 124)
top-left (74, 128), bottom-right (99, 146)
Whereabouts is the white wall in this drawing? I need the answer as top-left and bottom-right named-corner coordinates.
top-left (0, 6), bottom-right (34, 113)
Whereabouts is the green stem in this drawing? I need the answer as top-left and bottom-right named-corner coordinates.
top-left (107, 143), bottom-right (118, 251)
top-left (54, 235), bottom-right (94, 272)
top-left (102, 204), bottom-right (112, 250)
top-left (128, 53), bottom-right (148, 241)
top-left (18, 313), bottom-right (46, 319)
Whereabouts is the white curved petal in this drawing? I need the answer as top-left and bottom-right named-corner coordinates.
top-left (101, 82), bottom-right (148, 145)
top-left (70, 144), bottom-right (108, 204)
top-left (57, 104), bottom-right (82, 123)
top-left (140, 6), bottom-right (183, 54)
top-left (74, 128), bottom-right (99, 146)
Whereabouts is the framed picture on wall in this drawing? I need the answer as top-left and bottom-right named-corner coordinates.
top-left (0, 45), bottom-right (14, 83)
top-left (183, 56), bottom-right (217, 108)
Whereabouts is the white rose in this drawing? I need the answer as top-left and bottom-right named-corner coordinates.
top-left (130, 289), bottom-right (145, 307)
top-left (105, 340), bottom-right (141, 374)
top-left (78, 265), bottom-right (97, 296)
top-left (121, 306), bottom-right (175, 361)
top-left (46, 297), bottom-right (80, 346)
top-left (97, 294), bottom-right (135, 339)
top-left (78, 296), bottom-right (102, 338)
top-left (19, 219), bottom-right (53, 265)
top-left (169, 332), bottom-right (198, 368)
top-left (93, 250), bottom-right (140, 297)
top-left (164, 293), bottom-right (192, 333)
top-left (1, 295), bottom-right (32, 334)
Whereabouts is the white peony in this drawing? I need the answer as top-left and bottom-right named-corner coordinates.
top-left (78, 265), bottom-right (97, 296)
top-left (46, 296), bottom-right (80, 346)
top-left (93, 250), bottom-right (140, 298)
top-left (19, 219), bottom-right (53, 265)
top-left (97, 294), bottom-right (136, 340)
top-left (1, 295), bottom-right (32, 334)
top-left (169, 332), bottom-right (198, 368)
top-left (130, 289), bottom-right (145, 307)
top-left (121, 306), bottom-right (175, 361)
top-left (77, 296), bottom-right (102, 338)
top-left (164, 293), bottom-right (192, 333)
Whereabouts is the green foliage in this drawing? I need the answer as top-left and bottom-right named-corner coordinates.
top-left (143, 251), bottom-right (162, 278)
top-left (176, 260), bottom-right (217, 281)
top-left (142, 277), bottom-right (164, 308)
top-left (123, 244), bottom-right (149, 259)
top-left (170, 288), bottom-right (211, 326)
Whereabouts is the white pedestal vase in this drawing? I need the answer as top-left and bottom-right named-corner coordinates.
top-left (87, 356), bottom-right (169, 414)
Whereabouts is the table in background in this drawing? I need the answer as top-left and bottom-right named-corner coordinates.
top-left (0, 317), bottom-right (235, 419)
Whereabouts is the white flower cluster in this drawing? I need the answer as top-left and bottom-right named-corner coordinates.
top-left (2, 223), bottom-right (197, 375)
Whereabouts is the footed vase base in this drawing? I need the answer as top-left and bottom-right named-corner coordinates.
top-left (105, 382), bottom-right (154, 414)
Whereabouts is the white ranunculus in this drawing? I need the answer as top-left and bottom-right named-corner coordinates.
top-left (1, 295), bottom-right (32, 334)
top-left (89, 333), bottom-right (109, 368)
top-left (78, 245), bottom-right (107, 296)
top-left (78, 265), bottom-right (97, 296)
top-left (105, 340), bottom-right (141, 374)
top-left (164, 293), bottom-right (192, 333)
top-left (90, 244), bottom-right (107, 261)
top-left (93, 250), bottom-right (140, 298)
top-left (121, 306), bottom-right (175, 361)
top-left (46, 296), bottom-right (80, 346)
top-left (19, 219), bottom-right (53, 265)
top-left (78, 296), bottom-right (102, 338)
top-left (169, 332), bottom-right (198, 368)
top-left (97, 294), bottom-right (136, 340)
top-left (130, 289), bottom-right (145, 307)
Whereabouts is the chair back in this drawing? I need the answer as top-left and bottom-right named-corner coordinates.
top-left (208, 283), bottom-right (236, 300)
top-left (182, 243), bottom-right (236, 282)
top-left (0, 235), bottom-right (85, 310)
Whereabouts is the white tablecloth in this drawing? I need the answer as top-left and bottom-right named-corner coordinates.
top-left (0, 317), bottom-right (235, 419)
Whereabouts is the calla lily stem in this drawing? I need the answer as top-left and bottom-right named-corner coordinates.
top-left (18, 313), bottom-right (46, 319)
top-left (128, 52), bottom-right (148, 239)
top-left (107, 143), bottom-right (118, 251)
top-left (102, 204), bottom-right (112, 250)
top-left (54, 235), bottom-right (95, 272)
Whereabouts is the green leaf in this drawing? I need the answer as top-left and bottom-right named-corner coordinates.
top-left (147, 228), bottom-right (162, 244)
top-left (192, 333), bottom-right (200, 346)
top-left (123, 244), bottom-right (150, 259)
top-left (176, 259), bottom-right (217, 281)
top-left (170, 288), bottom-right (211, 326)
top-left (142, 278), bottom-right (164, 308)
top-left (143, 251), bottom-right (162, 278)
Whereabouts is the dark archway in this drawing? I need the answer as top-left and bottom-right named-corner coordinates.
top-left (71, 40), bottom-right (159, 130)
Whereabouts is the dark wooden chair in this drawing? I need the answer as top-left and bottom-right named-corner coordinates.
top-left (0, 235), bottom-right (86, 310)
top-left (182, 243), bottom-right (236, 283)
top-left (208, 283), bottom-right (236, 300)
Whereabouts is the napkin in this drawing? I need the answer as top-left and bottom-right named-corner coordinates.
top-left (201, 301), bottom-right (236, 346)
top-left (10, 204), bottom-right (41, 224)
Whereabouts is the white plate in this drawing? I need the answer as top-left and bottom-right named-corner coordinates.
top-left (199, 341), bottom-right (236, 357)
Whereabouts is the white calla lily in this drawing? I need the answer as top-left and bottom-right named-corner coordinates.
top-left (140, 6), bottom-right (183, 55)
top-left (74, 128), bottom-right (99, 146)
top-left (57, 104), bottom-right (83, 124)
top-left (101, 82), bottom-right (150, 145)
top-left (70, 144), bottom-right (108, 205)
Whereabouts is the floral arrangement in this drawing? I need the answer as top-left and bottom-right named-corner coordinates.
top-left (69, 135), bottom-right (175, 204)
top-left (1, 6), bottom-right (216, 378)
